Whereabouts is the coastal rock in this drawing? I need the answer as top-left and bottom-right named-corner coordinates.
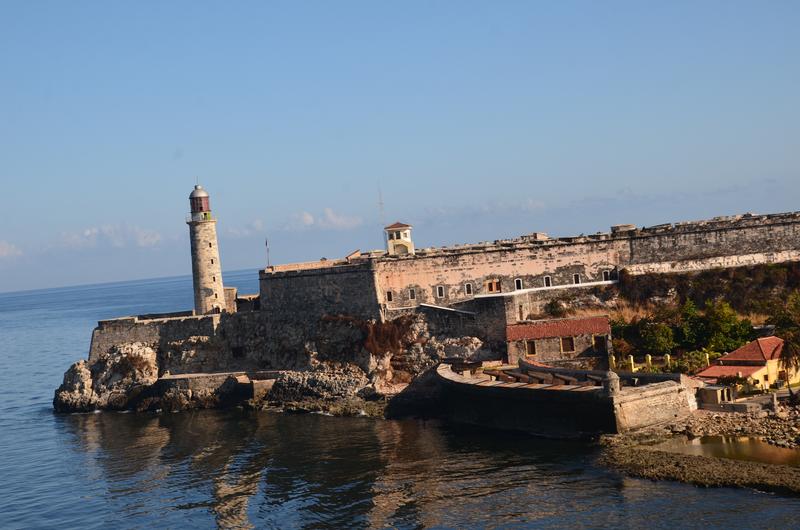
top-left (53, 360), bottom-right (96, 412)
top-left (269, 367), bottom-right (370, 402)
top-left (54, 342), bottom-right (158, 412)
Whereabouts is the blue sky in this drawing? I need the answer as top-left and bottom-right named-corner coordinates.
top-left (1, 1), bottom-right (799, 292)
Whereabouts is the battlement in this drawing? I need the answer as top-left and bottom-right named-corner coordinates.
top-left (378, 210), bottom-right (800, 261)
top-left (255, 208), bottom-right (800, 319)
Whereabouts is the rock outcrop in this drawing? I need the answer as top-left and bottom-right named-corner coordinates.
top-left (54, 342), bottom-right (158, 412)
top-left (53, 313), bottom-right (497, 415)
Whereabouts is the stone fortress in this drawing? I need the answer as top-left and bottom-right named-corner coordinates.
top-left (54, 184), bottom-right (800, 425)
top-left (90, 186), bottom-right (800, 368)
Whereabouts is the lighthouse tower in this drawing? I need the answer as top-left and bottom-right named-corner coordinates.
top-left (187, 185), bottom-right (226, 314)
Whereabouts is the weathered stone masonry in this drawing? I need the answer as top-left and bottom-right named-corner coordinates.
top-left (259, 210), bottom-right (800, 320)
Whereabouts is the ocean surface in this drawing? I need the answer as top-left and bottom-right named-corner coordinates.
top-left (2, 272), bottom-right (800, 529)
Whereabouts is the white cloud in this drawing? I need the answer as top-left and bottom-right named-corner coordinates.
top-left (0, 241), bottom-right (22, 258)
top-left (285, 208), bottom-right (362, 231)
top-left (132, 227), bottom-right (162, 247)
top-left (226, 219), bottom-right (267, 239)
top-left (319, 208), bottom-right (362, 230)
top-left (298, 212), bottom-right (315, 227)
top-left (58, 224), bottom-right (163, 249)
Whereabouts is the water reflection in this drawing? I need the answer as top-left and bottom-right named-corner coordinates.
top-left (652, 436), bottom-right (800, 467)
top-left (56, 411), bottom-right (800, 529)
top-left (58, 410), bottom-right (601, 528)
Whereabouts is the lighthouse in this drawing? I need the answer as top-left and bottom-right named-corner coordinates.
top-left (187, 185), bottom-right (226, 314)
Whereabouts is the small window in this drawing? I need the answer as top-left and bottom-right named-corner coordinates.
top-left (764, 374), bottom-right (769, 382)
top-left (211, 258), bottom-right (214, 265)
top-left (214, 293), bottom-right (218, 299)
top-left (386, 291), bottom-right (393, 302)
top-left (436, 286), bottom-right (445, 298)
top-left (518, 304), bottom-right (524, 321)
top-left (602, 270), bottom-right (610, 281)
top-left (561, 337), bottom-right (575, 352)
top-left (209, 242), bottom-right (212, 248)
top-left (525, 340), bottom-right (536, 356)
top-left (485, 279), bottom-right (501, 293)
top-left (593, 335), bottom-right (608, 353)
top-left (573, 274), bottom-right (581, 285)
top-left (465, 283), bottom-right (473, 295)
top-left (515, 278), bottom-right (523, 290)
top-left (543, 276), bottom-right (552, 288)
top-left (212, 276), bottom-right (216, 282)
top-left (409, 288), bottom-right (416, 300)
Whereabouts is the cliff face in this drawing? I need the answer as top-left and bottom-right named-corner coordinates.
top-left (53, 312), bottom-right (495, 413)
top-left (54, 342), bottom-right (159, 412)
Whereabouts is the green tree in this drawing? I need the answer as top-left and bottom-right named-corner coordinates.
top-left (677, 299), bottom-right (703, 350)
top-left (640, 322), bottom-right (676, 355)
top-left (702, 300), bottom-right (753, 353)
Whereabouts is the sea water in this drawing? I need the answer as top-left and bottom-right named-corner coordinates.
top-left (1, 272), bottom-right (799, 529)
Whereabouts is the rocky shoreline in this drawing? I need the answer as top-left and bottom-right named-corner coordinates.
top-left (599, 407), bottom-right (800, 494)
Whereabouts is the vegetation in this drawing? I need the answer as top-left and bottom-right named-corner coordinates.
top-left (618, 262), bottom-right (800, 316)
top-left (767, 291), bottom-right (800, 371)
top-left (611, 299), bottom-right (754, 373)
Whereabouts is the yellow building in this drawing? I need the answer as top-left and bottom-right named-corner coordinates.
top-left (697, 337), bottom-right (799, 390)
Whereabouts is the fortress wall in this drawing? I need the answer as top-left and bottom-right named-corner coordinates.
top-left (375, 212), bottom-right (800, 311)
top-left (627, 217), bottom-right (800, 266)
top-left (259, 262), bottom-right (381, 321)
top-left (375, 239), bottom-right (624, 310)
top-left (216, 311), bottom-right (315, 371)
top-left (613, 382), bottom-right (694, 432)
top-left (89, 315), bottom-right (220, 363)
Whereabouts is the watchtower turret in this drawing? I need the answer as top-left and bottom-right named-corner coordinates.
top-left (384, 222), bottom-right (415, 256)
top-left (187, 185), bottom-right (226, 314)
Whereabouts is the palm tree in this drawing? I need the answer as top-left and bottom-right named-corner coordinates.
top-left (768, 292), bottom-right (800, 377)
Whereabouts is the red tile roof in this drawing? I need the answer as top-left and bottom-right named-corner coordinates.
top-left (695, 365), bottom-right (763, 379)
top-left (384, 222), bottom-right (412, 229)
top-left (722, 337), bottom-right (784, 363)
top-left (507, 316), bottom-right (610, 341)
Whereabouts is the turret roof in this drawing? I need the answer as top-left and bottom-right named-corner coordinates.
top-left (190, 185), bottom-right (209, 199)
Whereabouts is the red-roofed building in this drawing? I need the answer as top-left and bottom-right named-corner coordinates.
top-left (506, 315), bottom-right (612, 364)
top-left (696, 337), bottom-right (798, 389)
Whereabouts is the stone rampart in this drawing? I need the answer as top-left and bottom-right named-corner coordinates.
top-left (373, 209), bottom-right (800, 313)
top-left (89, 314), bottom-right (220, 364)
top-left (613, 381), bottom-right (695, 432)
top-left (259, 261), bottom-right (381, 320)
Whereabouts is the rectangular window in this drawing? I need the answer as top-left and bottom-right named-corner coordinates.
top-left (465, 283), bottom-right (473, 296)
top-left (593, 335), bottom-right (608, 353)
top-left (518, 304), bottom-right (524, 321)
top-left (561, 337), bottom-right (575, 352)
top-left (764, 374), bottom-right (769, 382)
top-left (603, 270), bottom-right (611, 281)
top-left (436, 286), bottom-right (445, 298)
top-left (526, 340), bottom-right (536, 356)
top-left (485, 279), bottom-right (501, 293)
top-left (212, 276), bottom-right (216, 282)
top-left (543, 276), bottom-right (552, 287)
top-left (211, 259), bottom-right (214, 265)
top-left (573, 274), bottom-right (581, 284)
top-left (386, 291), bottom-right (393, 302)
top-left (209, 242), bottom-right (212, 248)
top-left (515, 278), bottom-right (523, 290)
top-left (409, 288), bottom-right (416, 300)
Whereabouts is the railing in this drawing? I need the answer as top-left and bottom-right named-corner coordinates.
top-left (186, 212), bottom-right (214, 222)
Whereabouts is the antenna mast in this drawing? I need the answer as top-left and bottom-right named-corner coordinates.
top-left (378, 184), bottom-right (386, 246)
